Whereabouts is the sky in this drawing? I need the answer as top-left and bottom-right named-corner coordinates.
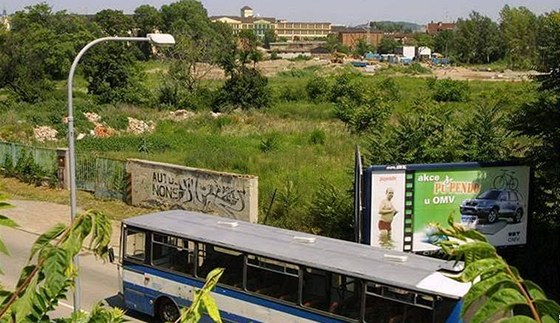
top-left (4, 0), bottom-right (559, 25)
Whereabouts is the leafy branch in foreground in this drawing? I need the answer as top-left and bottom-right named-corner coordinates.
top-left (437, 216), bottom-right (560, 323)
top-left (177, 267), bottom-right (224, 323)
top-left (0, 208), bottom-right (119, 322)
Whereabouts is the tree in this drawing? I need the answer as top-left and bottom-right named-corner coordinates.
top-left (436, 218), bottom-right (560, 322)
top-left (453, 11), bottom-right (503, 64)
top-left (535, 11), bottom-right (560, 92)
top-left (93, 9), bottom-right (133, 36)
top-left (0, 195), bottom-right (224, 322)
top-left (499, 5), bottom-right (538, 69)
top-left (155, 0), bottom-right (235, 109)
top-left (324, 33), bottom-right (348, 54)
top-left (262, 28), bottom-right (277, 49)
top-left (377, 37), bottom-right (400, 54)
top-left (0, 4), bottom-right (95, 102)
top-left (433, 29), bottom-right (454, 56)
top-left (81, 42), bottom-right (147, 105)
top-left (133, 5), bottom-right (162, 36)
top-left (411, 32), bottom-right (434, 48)
top-left (133, 5), bottom-right (163, 60)
top-left (353, 38), bottom-right (375, 57)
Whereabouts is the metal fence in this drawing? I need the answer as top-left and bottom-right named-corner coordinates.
top-left (76, 154), bottom-right (127, 201)
top-left (0, 141), bottom-right (58, 175)
top-left (0, 141), bottom-right (127, 201)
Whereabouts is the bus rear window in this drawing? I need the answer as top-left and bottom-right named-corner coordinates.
top-left (125, 230), bottom-right (145, 262)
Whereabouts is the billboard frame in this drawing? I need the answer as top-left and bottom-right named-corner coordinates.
top-left (363, 161), bottom-right (532, 253)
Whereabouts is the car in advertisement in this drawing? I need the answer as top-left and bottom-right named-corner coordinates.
top-left (459, 189), bottom-right (524, 225)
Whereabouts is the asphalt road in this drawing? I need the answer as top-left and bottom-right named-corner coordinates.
top-left (0, 226), bottom-right (153, 322)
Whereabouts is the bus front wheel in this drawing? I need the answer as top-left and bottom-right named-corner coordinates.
top-left (156, 297), bottom-right (180, 322)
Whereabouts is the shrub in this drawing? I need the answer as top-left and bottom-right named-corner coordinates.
top-left (308, 129), bottom-right (326, 145)
top-left (376, 78), bottom-right (401, 101)
top-left (214, 67), bottom-right (270, 110)
top-left (260, 134), bottom-right (280, 153)
top-left (306, 180), bottom-right (353, 240)
top-left (431, 79), bottom-right (470, 102)
top-left (305, 77), bottom-right (331, 103)
top-left (277, 85), bottom-right (307, 102)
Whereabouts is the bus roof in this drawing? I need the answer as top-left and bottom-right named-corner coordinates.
top-left (123, 210), bottom-right (470, 299)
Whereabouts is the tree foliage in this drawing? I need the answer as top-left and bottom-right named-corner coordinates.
top-left (0, 4), bottom-right (94, 102)
top-left (377, 37), bottom-right (400, 54)
top-left (534, 11), bottom-right (560, 92)
top-left (453, 11), bottom-right (503, 64)
top-left (499, 5), bottom-right (538, 69)
top-left (213, 30), bottom-right (270, 111)
top-left (437, 217), bottom-right (560, 322)
top-left (93, 9), bottom-right (133, 37)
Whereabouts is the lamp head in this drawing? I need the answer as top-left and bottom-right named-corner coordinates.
top-left (146, 33), bottom-right (175, 46)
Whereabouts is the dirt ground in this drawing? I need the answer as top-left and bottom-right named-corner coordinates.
top-left (198, 58), bottom-right (539, 82)
top-left (429, 66), bottom-right (539, 82)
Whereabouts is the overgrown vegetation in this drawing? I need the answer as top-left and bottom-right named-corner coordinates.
top-left (437, 217), bottom-right (560, 322)
top-left (0, 0), bottom-right (559, 310)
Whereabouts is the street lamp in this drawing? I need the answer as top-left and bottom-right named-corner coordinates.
top-left (66, 33), bottom-right (175, 313)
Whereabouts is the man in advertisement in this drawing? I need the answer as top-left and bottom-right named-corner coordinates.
top-left (378, 187), bottom-right (398, 246)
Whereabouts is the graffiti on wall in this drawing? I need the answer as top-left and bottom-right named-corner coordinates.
top-left (149, 171), bottom-right (246, 216)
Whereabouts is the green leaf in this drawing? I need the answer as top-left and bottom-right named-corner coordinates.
top-left (534, 299), bottom-right (560, 318)
top-left (496, 316), bottom-right (537, 322)
top-left (541, 315), bottom-right (557, 323)
top-left (16, 265), bottom-right (37, 289)
top-left (88, 210), bottom-right (112, 259)
top-left (471, 288), bottom-right (527, 322)
top-left (43, 248), bottom-right (72, 294)
top-left (462, 272), bottom-right (517, 317)
top-left (11, 269), bottom-right (40, 321)
top-left (0, 237), bottom-right (10, 257)
top-left (0, 215), bottom-right (18, 228)
top-left (29, 223), bottom-right (66, 261)
top-left (461, 258), bottom-right (507, 282)
top-left (0, 289), bottom-right (13, 307)
top-left (524, 280), bottom-right (547, 300)
top-left (201, 293), bottom-right (222, 323)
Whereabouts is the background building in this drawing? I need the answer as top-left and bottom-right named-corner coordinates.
top-left (426, 21), bottom-right (456, 35)
top-left (211, 6), bottom-right (331, 40)
top-left (334, 27), bottom-right (384, 49)
top-left (0, 8), bottom-right (10, 30)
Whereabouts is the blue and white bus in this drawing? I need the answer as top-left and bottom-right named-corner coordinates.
top-left (119, 210), bottom-right (470, 322)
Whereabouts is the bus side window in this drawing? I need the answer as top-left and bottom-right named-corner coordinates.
top-left (124, 230), bottom-right (145, 262)
top-left (246, 255), bottom-right (298, 303)
top-left (328, 274), bottom-right (360, 319)
top-left (197, 243), bottom-right (243, 288)
top-left (302, 268), bottom-right (329, 311)
top-left (364, 283), bottom-right (433, 323)
top-left (151, 233), bottom-right (195, 275)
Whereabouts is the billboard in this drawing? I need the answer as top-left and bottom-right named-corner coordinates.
top-left (364, 163), bottom-right (530, 252)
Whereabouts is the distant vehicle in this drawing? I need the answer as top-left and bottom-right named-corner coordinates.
top-left (350, 61), bottom-right (367, 67)
top-left (459, 189), bottom-right (524, 224)
top-left (330, 52), bottom-right (346, 64)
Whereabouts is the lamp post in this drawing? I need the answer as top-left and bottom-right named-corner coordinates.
top-left (67, 33), bottom-right (174, 313)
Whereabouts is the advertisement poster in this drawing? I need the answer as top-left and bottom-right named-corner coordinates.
top-left (369, 171), bottom-right (406, 250)
top-left (412, 166), bottom-right (530, 251)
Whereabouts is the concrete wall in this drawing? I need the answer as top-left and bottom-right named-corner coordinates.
top-left (127, 159), bottom-right (258, 223)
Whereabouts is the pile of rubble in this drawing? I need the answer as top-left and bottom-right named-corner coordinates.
top-left (127, 117), bottom-right (155, 135)
top-left (33, 126), bottom-right (58, 142)
top-left (167, 109), bottom-right (195, 121)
